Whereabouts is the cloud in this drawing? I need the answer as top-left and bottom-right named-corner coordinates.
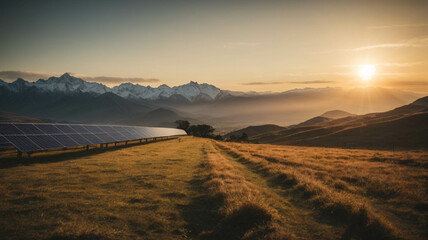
top-left (241, 80), bottom-right (333, 85)
top-left (318, 36), bottom-right (428, 53)
top-left (290, 80), bottom-right (334, 84)
top-left (368, 23), bottom-right (428, 29)
top-left (241, 81), bottom-right (285, 85)
top-left (335, 61), bottom-right (427, 68)
top-left (0, 70), bottom-right (58, 82)
top-left (0, 70), bottom-right (159, 84)
top-left (70, 73), bottom-right (159, 84)
top-left (394, 80), bottom-right (428, 86)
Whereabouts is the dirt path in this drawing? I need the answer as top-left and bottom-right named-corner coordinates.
top-left (210, 141), bottom-right (346, 239)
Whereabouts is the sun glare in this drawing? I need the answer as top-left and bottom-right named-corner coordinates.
top-left (358, 64), bottom-right (376, 81)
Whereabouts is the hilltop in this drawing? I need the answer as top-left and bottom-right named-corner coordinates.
top-left (231, 96), bottom-right (428, 150)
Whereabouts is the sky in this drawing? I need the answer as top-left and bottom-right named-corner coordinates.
top-left (1, 0), bottom-right (427, 93)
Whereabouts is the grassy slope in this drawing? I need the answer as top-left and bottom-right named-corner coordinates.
top-left (0, 137), bottom-right (206, 239)
top-left (216, 141), bottom-right (427, 240)
top-left (0, 110), bottom-right (46, 123)
top-left (0, 137), bottom-right (426, 239)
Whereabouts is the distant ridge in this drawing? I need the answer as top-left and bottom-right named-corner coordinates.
top-left (224, 124), bottom-right (286, 138)
top-left (320, 110), bottom-right (355, 119)
top-left (229, 96), bottom-right (428, 150)
top-left (295, 110), bottom-right (354, 127)
top-left (0, 73), bottom-right (223, 102)
top-left (0, 110), bottom-right (46, 123)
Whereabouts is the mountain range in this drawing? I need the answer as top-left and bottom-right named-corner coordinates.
top-left (0, 73), bottom-right (424, 130)
top-left (0, 73), bottom-right (224, 102)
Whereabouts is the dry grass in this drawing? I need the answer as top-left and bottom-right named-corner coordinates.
top-left (0, 137), bottom-right (205, 239)
top-left (199, 144), bottom-right (292, 240)
top-left (216, 141), bottom-right (428, 240)
top-left (0, 136), bottom-right (426, 239)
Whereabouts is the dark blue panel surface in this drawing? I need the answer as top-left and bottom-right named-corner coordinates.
top-left (69, 125), bottom-right (90, 133)
top-left (14, 124), bottom-right (44, 134)
top-left (0, 123), bottom-right (24, 135)
top-left (80, 133), bottom-right (104, 144)
top-left (68, 134), bottom-right (92, 146)
top-left (107, 132), bottom-right (128, 142)
top-left (27, 135), bottom-right (63, 149)
top-left (124, 127), bottom-right (143, 138)
top-left (84, 125), bottom-right (104, 133)
top-left (116, 127), bottom-right (138, 139)
top-left (5, 135), bottom-right (41, 152)
top-left (51, 134), bottom-right (79, 147)
top-left (0, 135), bottom-right (13, 149)
top-left (34, 124), bottom-right (62, 134)
top-left (55, 125), bottom-right (78, 134)
top-left (95, 133), bottom-right (116, 143)
top-left (99, 126), bottom-right (116, 133)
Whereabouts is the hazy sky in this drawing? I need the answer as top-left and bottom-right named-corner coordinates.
top-left (1, 0), bottom-right (427, 92)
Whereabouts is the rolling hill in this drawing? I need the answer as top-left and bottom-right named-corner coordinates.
top-left (224, 124), bottom-right (287, 138)
top-left (0, 111), bottom-right (46, 123)
top-left (320, 110), bottom-right (355, 119)
top-left (234, 96), bottom-right (428, 150)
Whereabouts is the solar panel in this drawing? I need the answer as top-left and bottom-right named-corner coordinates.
top-left (5, 135), bottom-right (41, 152)
top-left (83, 125), bottom-right (104, 133)
top-left (95, 133), bottom-right (116, 143)
top-left (121, 127), bottom-right (141, 139)
top-left (68, 134), bottom-right (92, 146)
top-left (69, 125), bottom-right (90, 133)
top-left (80, 133), bottom-right (104, 144)
top-left (0, 123), bottom-right (186, 152)
top-left (35, 124), bottom-right (62, 134)
top-left (55, 125), bottom-right (78, 134)
top-left (51, 134), bottom-right (79, 147)
top-left (0, 135), bottom-right (13, 149)
top-left (0, 123), bottom-right (24, 135)
top-left (99, 126), bottom-right (116, 133)
top-left (14, 124), bottom-right (44, 134)
top-left (107, 132), bottom-right (129, 142)
top-left (27, 135), bottom-right (63, 149)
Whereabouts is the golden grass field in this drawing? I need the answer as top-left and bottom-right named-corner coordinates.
top-left (0, 136), bottom-right (427, 240)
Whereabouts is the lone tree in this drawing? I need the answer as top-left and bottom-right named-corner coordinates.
top-left (189, 124), bottom-right (215, 138)
top-left (175, 120), bottom-right (216, 138)
top-left (175, 120), bottom-right (190, 133)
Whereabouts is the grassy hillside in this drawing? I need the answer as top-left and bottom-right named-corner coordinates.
top-left (224, 124), bottom-right (286, 138)
top-left (0, 137), bottom-right (426, 239)
top-left (250, 96), bottom-right (428, 150)
top-left (0, 110), bottom-right (46, 123)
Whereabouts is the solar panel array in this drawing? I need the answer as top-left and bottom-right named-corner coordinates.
top-left (0, 123), bottom-right (187, 152)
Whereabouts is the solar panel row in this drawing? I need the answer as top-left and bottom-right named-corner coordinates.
top-left (0, 123), bottom-right (186, 152)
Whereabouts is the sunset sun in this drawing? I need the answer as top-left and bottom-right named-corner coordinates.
top-left (358, 64), bottom-right (376, 82)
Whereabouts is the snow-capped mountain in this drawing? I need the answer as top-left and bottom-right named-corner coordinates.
top-left (0, 73), bottom-right (223, 102)
top-left (34, 73), bottom-right (110, 94)
top-left (112, 81), bottom-right (221, 101)
top-left (1, 73), bottom-right (109, 94)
